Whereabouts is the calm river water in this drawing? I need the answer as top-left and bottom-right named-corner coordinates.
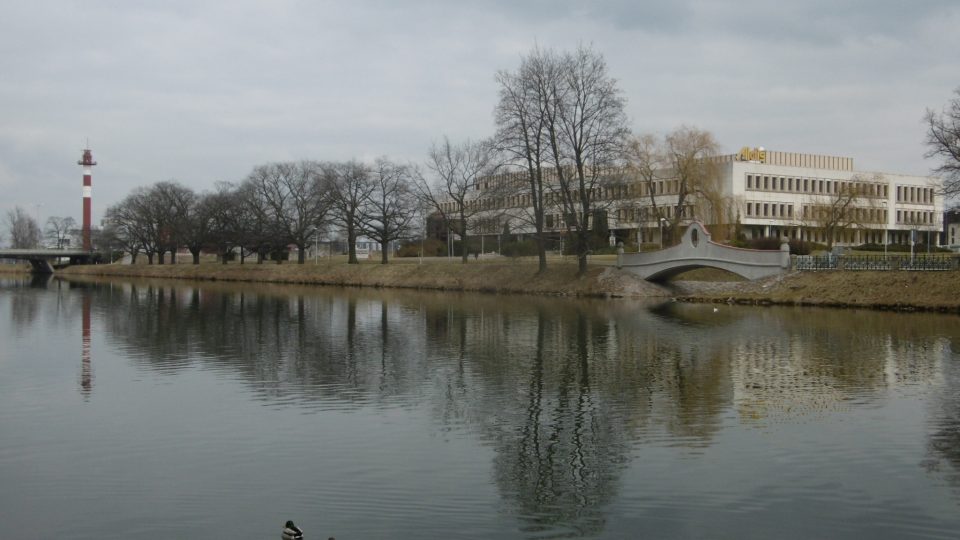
top-left (1, 275), bottom-right (959, 539)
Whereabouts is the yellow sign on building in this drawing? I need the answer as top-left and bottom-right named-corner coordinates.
top-left (737, 147), bottom-right (767, 163)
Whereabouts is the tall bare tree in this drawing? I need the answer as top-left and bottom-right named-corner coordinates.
top-left (325, 161), bottom-right (375, 264)
top-left (361, 158), bottom-right (419, 264)
top-left (494, 47), bottom-right (559, 272)
top-left (544, 45), bottom-right (629, 273)
top-left (925, 87), bottom-right (960, 197)
top-left (45, 216), bottom-right (76, 249)
top-left (417, 137), bottom-right (497, 263)
top-left (4, 206), bottom-right (41, 248)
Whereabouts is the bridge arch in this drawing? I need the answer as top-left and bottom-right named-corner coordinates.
top-left (617, 222), bottom-right (791, 281)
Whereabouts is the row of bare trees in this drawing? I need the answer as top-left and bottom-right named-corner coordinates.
top-left (102, 159), bottom-right (419, 265)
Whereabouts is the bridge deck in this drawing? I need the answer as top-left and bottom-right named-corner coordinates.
top-left (617, 222), bottom-right (791, 281)
top-left (0, 249), bottom-right (96, 273)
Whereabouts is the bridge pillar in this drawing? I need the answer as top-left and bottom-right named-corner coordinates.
top-left (28, 259), bottom-right (55, 274)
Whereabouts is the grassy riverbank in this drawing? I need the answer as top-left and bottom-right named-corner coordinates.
top-left (57, 257), bottom-right (671, 298)
top-left (8, 257), bottom-right (958, 312)
top-left (672, 271), bottom-right (960, 312)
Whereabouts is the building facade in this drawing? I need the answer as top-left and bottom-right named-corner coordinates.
top-left (452, 148), bottom-right (943, 250)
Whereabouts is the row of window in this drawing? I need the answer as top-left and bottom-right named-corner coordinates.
top-left (896, 185), bottom-right (935, 204)
top-left (615, 204), bottom-right (695, 224)
top-left (896, 209), bottom-right (936, 225)
top-left (745, 174), bottom-right (888, 198)
top-left (745, 202), bottom-right (794, 219)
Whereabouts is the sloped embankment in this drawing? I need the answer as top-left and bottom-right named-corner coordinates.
top-left (59, 261), bottom-right (672, 298)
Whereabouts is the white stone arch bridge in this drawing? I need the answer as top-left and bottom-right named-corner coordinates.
top-left (617, 222), bottom-right (791, 281)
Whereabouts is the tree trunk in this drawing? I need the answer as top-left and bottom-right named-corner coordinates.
top-left (381, 241), bottom-right (389, 264)
top-left (536, 236), bottom-right (547, 273)
top-left (347, 224), bottom-right (358, 264)
top-left (297, 243), bottom-right (306, 264)
top-left (158, 251), bottom-right (165, 265)
top-left (191, 249), bottom-right (201, 265)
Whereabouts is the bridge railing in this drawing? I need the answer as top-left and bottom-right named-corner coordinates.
top-left (794, 254), bottom-right (958, 272)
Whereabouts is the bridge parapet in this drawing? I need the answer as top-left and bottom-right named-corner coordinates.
top-left (617, 222), bottom-right (790, 281)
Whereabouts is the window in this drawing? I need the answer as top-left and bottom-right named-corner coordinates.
top-left (747, 202), bottom-right (753, 216)
top-left (747, 175), bottom-right (752, 189)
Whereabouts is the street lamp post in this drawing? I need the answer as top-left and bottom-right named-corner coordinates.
top-left (659, 218), bottom-right (667, 249)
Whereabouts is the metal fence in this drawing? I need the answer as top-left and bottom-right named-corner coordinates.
top-left (794, 254), bottom-right (958, 272)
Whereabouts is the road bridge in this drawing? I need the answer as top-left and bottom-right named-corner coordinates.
top-left (617, 222), bottom-right (791, 281)
top-left (0, 249), bottom-right (96, 273)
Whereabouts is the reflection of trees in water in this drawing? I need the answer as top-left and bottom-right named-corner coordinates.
top-left (93, 280), bottom-right (433, 406)
top-left (925, 352), bottom-right (960, 493)
top-left (55, 277), bottom-right (960, 536)
top-left (420, 299), bottom-right (738, 537)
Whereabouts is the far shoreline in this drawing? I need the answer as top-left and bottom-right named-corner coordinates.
top-left (4, 258), bottom-right (960, 314)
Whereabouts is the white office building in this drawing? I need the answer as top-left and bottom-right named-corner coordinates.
top-left (458, 147), bottom-right (943, 250)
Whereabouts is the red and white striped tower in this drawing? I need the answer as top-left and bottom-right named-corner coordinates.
top-left (78, 148), bottom-right (96, 251)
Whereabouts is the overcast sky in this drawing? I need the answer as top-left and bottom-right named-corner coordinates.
top-left (2, 0), bottom-right (959, 232)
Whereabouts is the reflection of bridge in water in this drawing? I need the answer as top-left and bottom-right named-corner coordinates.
top-left (617, 222), bottom-right (791, 281)
top-left (0, 249), bottom-right (97, 273)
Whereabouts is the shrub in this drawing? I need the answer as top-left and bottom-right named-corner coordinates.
top-left (397, 238), bottom-right (446, 257)
top-left (500, 239), bottom-right (539, 257)
top-left (746, 236), bottom-right (785, 250)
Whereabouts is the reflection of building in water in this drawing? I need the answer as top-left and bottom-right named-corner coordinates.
top-left (80, 294), bottom-right (93, 397)
top-left (732, 339), bottom-right (850, 423)
top-left (731, 334), bottom-right (948, 425)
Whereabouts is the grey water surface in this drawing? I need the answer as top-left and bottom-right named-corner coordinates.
top-left (1, 275), bottom-right (958, 539)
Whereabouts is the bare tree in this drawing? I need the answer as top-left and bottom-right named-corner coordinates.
top-left (150, 181), bottom-right (195, 263)
top-left (181, 192), bottom-right (219, 264)
top-left (494, 47), bottom-right (559, 272)
top-left (104, 190), bottom-right (152, 263)
top-left (361, 158), bottom-right (419, 264)
top-left (205, 182), bottom-right (245, 264)
top-left (324, 161), bottom-right (375, 264)
top-left (45, 216), bottom-right (76, 249)
top-left (545, 45), bottom-right (629, 273)
top-left (4, 206), bottom-right (41, 248)
top-left (241, 161), bottom-right (329, 264)
top-left (801, 174), bottom-right (884, 249)
top-left (925, 87), bottom-right (960, 197)
top-left (417, 137), bottom-right (498, 263)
